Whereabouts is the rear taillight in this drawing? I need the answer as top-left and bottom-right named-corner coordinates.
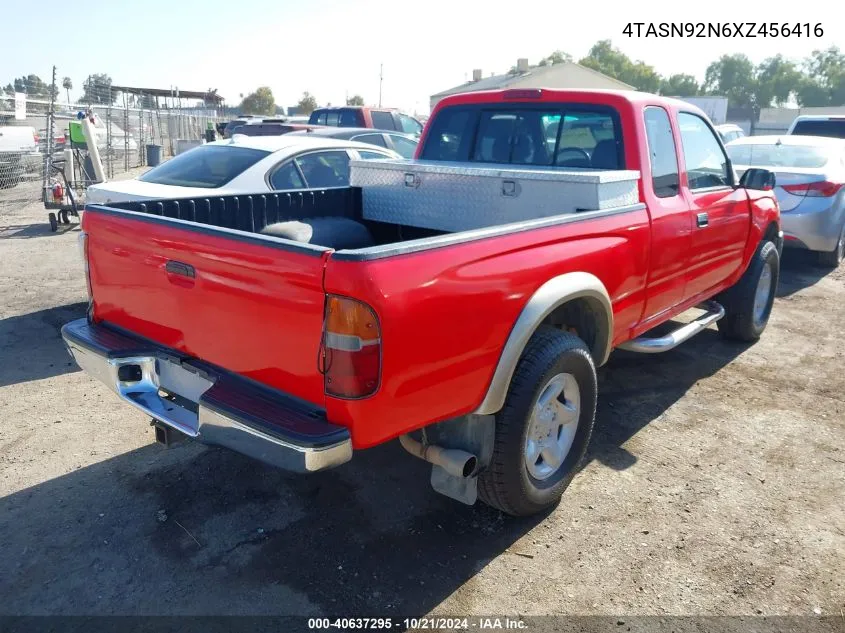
top-left (322, 295), bottom-right (381, 399)
top-left (782, 181), bottom-right (843, 197)
top-left (78, 231), bottom-right (93, 301)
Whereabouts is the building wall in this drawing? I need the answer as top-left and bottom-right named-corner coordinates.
top-left (511, 64), bottom-right (632, 92)
top-left (754, 105), bottom-right (845, 135)
top-left (429, 63), bottom-right (632, 112)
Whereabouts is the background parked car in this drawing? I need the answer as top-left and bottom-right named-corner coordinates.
top-left (726, 134), bottom-right (845, 267)
top-left (229, 120), bottom-right (318, 137)
top-left (222, 115), bottom-right (262, 138)
top-left (85, 135), bottom-right (401, 204)
top-left (0, 124), bottom-right (41, 188)
top-left (308, 106), bottom-right (423, 137)
top-left (715, 123), bottom-right (745, 144)
top-left (289, 126), bottom-right (418, 158)
top-left (787, 115), bottom-right (845, 139)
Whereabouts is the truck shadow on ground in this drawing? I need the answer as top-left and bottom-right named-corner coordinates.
top-left (776, 249), bottom-right (834, 297)
top-left (588, 330), bottom-right (749, 472)
top-left (0, 263), bottom-right (813, 617)
top-left (0, 302), bottom-right (86, 387)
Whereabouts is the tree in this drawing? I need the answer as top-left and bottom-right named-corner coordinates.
top-left (804, 46), bottom-right (845, 86)
top-left (62, 77), bottom-right (73, 103)
top-left (82, 74), bottom-right (114, 105)
top-left (579, 40), bottom-right (660, 92)
top-left (703, 54), bottom-right (757, 111)
top-left (755, 56), bottom-right (801, 108)
top-left (537, 50), bottom-right (572, 67)
top-left (796, 46), bottom-right (845, 106)
top-left (297, 91), bottom-right (318, 115)
top-left (660, 73), bottom-right (699, 96)
top-left (346, 94), bottom-right (365, 106)
top-left (5, 74), bottom-right (51, 97)
top-left (239, 86), bottom-right (275, 115)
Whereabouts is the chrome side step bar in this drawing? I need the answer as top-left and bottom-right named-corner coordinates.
top-left (618, 301), bottom-right (725, 354)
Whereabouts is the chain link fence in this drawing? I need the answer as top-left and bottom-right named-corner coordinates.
top-left (1, 67), bottom-right (226, 209)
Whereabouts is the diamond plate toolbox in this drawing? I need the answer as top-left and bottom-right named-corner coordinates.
top-left (350, 159), bottom-right (641, 233)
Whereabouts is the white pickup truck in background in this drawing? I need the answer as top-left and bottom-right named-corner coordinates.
top-left (0, 124), bottom-right (41, 189)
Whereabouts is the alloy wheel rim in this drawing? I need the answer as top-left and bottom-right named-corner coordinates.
top-left (524, 373), bottom-right (581, 481)
top-left (753, 262), bottom-right (773, 327)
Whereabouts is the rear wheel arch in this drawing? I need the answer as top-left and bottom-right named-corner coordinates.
top-left (474, 272), bottom-right (613, 416)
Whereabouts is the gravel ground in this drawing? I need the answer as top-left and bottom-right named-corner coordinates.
top-left (0, 188), bottom-right (843, 625)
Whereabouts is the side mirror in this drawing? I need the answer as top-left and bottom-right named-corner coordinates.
top-left (740, 167), bottom-right (776, 191)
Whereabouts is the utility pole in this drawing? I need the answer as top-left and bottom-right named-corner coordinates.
top-left (378, 63), bottom-right (383, 107)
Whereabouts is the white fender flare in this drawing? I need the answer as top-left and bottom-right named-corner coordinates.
top-left (473, 272), bottom-right (613, 416)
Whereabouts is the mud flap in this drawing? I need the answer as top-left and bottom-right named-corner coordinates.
top-left (426, 414), bottom-right (495, 505)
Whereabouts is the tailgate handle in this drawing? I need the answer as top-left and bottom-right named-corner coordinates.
top-left (165, 260), bottom-right (195, 279)
top-left (404, 173), bottom-right (421, 188)
top-left (501, 180), bottom-right (521, 197)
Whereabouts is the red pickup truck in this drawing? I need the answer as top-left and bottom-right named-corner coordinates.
top-left (63, 89), bottom-right (781, 516)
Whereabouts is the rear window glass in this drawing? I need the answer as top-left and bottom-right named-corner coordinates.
top-left (727, 143), bottom-right (831, 168)
top-left (351, 133), bottom-right (388, 148)
top-left (138, 145), bottom-right (270, 188)
top-left (421, 105), bottom-right (622, 169)
top-left (339, 109), bottom-right (360, 127)
top-left (326, 111), bottom-right (340, 126)
top-left (420, 108), bottom-right (473, 161)
top-left (371, 111), bottom-right (396, 130)
top-left (791, 120), bottom-right (845, 139)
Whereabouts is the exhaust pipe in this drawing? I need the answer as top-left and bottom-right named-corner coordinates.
top-left (399, 434), bottom-right (478, 478)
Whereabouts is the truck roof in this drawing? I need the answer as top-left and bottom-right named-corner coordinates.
top-left (433, 88), bottom-right (706, 118)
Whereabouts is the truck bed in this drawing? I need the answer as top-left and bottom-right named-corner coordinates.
top-left (84, 184), bottom-right (648, 435)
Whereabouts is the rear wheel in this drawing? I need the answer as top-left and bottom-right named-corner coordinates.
top-left (48, 213), bottom-right (58, 232)
top-left (717, 240), bottom-right (779, 342)
top-left (817, 223), bottom-right (845, 269)
top-left (478, 327), bottom-right (597, 517)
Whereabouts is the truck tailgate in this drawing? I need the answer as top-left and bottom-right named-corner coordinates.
top-left (83, 208), bottom-right (329, 408)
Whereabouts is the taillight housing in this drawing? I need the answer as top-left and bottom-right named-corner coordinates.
top-left (322, 295), bottom-right (381, 399)
top-left (782, 181), bottom-right (843, 197)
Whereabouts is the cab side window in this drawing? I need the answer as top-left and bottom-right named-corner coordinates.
top-left (678, 113), bottom-right (731, 189)
top-left (643, 107), bottom-right (680, 198)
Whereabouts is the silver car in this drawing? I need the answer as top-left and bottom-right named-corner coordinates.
top-left (727, 135), bottom-right (845, 267)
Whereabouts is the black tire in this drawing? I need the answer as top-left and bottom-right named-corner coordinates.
top-left (478, 327), bottom-right (598, 517)
top-left (48, 213), bottom-right (58, 232)
top-left (817, 223), bottom-right (845, 269)
top-left (717, 240), bottom-right (779, 342)
top-left (59, 210), bottom-right (70, 225)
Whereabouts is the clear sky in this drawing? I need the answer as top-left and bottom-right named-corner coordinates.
top-left (1, 0), bottom-right (838, 115)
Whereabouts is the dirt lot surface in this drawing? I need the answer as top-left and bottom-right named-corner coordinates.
top-left (0, 187), bottom-right (843, 625)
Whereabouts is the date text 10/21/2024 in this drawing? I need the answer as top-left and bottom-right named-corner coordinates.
top-left (622, 22), bottom-right (823, 38)
top-left (307, 618), bottom-right (528, 630)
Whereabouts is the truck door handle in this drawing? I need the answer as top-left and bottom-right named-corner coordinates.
top-left (696, 213), bottom-right (709, 228)
top-left (165, 260), bottom-right (196, 287)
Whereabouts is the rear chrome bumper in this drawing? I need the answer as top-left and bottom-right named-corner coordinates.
top-left (61, 318), bottom-right (352, 472)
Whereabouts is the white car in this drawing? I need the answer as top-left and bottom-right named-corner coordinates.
top-left (0, 125), bottom-right (41, 188)
top-left (85, 135), bottom-right (401, 204)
